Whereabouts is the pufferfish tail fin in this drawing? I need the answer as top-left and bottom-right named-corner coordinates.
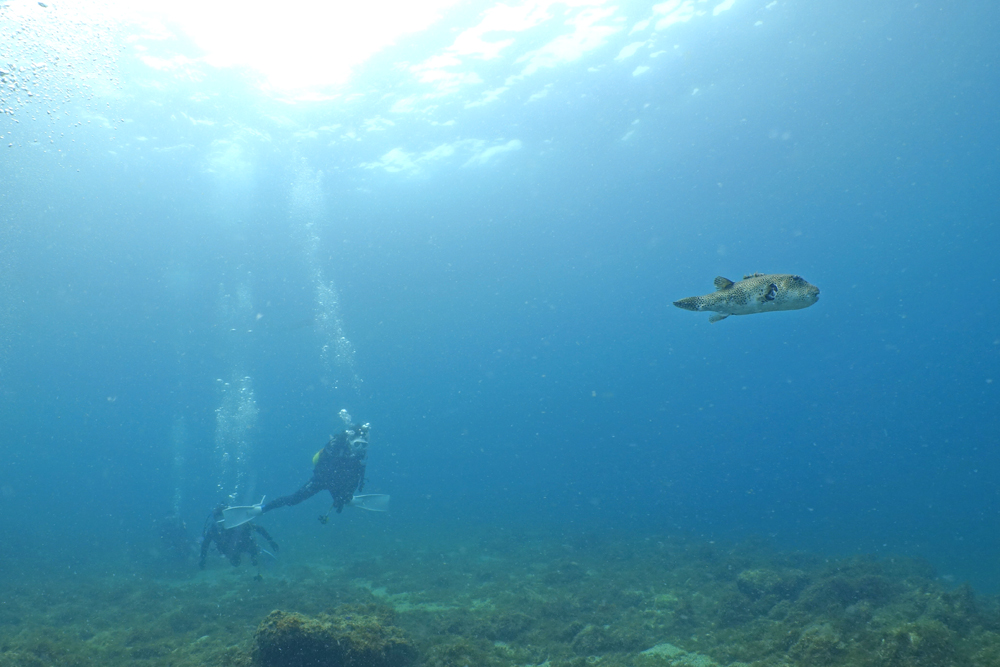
top-left (713, 276), bottom-right (734, 290)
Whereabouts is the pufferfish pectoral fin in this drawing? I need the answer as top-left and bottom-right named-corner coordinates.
top-left (714, 276), bottom-right (734, 290)
top-left (708, 313), bottom-right (730, 323)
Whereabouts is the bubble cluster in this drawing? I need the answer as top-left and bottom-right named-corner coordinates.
top-left (212, 277), bottom-right (260, 503)
top-left (291, 166), bottom-right (362, 391)
top-left (170, 415), bottom-right (187, 517)
top-left (214, 374), bottom-right (258, 505)
top-left (0, 0), bottom-right (121, 146)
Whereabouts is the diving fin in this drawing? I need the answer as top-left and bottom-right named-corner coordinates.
top-left (222, 496), bottom-right (265, 529)
top-left (349, 494), bottom-right (390, 512)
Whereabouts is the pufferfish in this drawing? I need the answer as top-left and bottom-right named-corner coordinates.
top-left (673, 273), bottom-right (820, 323)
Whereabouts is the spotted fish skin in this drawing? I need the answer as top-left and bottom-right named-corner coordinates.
top-left (673, 273), bottom-right (819, 322)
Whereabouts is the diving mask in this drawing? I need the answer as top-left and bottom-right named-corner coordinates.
top-left (347, 422), bottom-right (370, 456)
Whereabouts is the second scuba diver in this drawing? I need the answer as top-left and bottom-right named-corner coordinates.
top-left (200, 504), bottom-right (279, 577)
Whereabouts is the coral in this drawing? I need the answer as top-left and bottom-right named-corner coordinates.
top-left (250, 606), bottom-right (416, 667)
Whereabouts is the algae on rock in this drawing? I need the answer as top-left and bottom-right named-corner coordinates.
top-left (251, 606), bottom-right (417, 667)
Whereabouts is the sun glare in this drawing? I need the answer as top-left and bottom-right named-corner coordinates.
top-left (138, 0), bottom-right (465, 96)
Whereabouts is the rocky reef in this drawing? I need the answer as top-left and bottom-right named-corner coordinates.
top-left (251, 605), bottom-right (416, 667)
top-left (1, 530), bottom-right (1000, 667)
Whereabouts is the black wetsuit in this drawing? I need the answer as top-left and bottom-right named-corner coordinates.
top-left (200, 515), bottom-right (278, 568)
top-left (262, 427), bottom-right (367, 515)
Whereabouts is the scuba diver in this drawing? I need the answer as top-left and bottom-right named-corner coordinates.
top-left (223, 415), bottom-right (388, 528)
top-left (264, 421), bottom-right (370, 522)
top-left (199, 504), bottom-right (279, 576)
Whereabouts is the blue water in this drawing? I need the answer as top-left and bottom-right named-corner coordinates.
top-left (1, 0), bottom-right (997, 589)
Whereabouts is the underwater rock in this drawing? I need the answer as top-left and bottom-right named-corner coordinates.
top-left (714, 590), bottom-right (755, 628)
top-left (570, 622), bottom-right (648, 655)
top-left (640, 642), bottom-right (724, 666)
top-left (571, 624), bottom-right (616, 655)
top-left (736, 568), bottom-right (809, 601)
top-left (972, 631), bottom-right (1000, 667)
top-left (874, 619), bottom-right (956, 667)
top-left (928, 583), bottom-right (981, 633)
top-left (251, 607), bottom-right (417, 667)
top-left (787, 622), bottom-right (844, 665)
top-left (423, 636), bottom-right (493, 667)
top-left (714, 569), bottom-right (813, 628)
top-left (797, 573), bottom-right (900, 611)
top-left (477, 610), bottom-right (534, 640)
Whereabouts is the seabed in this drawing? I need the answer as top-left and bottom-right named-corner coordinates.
top-left (1, 528), bottom-right (998, 667)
